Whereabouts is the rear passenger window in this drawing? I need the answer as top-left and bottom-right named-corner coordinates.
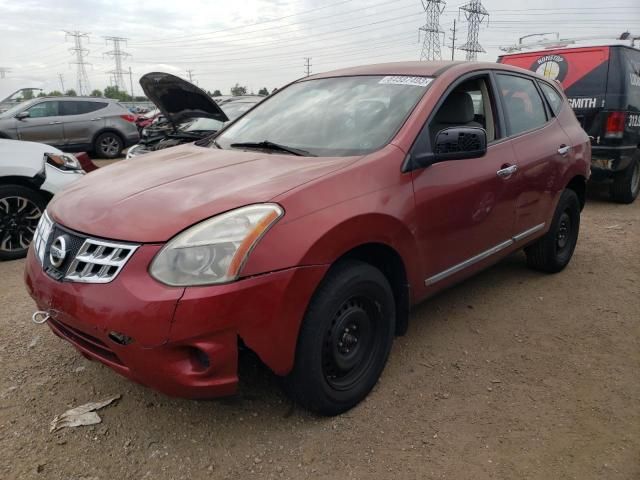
top-left (539, 82), bottom-right (563, 115)
top-left (60, 101), bottom-right (107, 116)
top-left (496, 74), bottom-right (548, 136)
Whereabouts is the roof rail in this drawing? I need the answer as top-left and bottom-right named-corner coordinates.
top-left (500, 32), bottom-right (639, 53)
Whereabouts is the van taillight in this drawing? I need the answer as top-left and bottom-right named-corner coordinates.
top-left (120, 114), bottom-right (136, 123)
top-left (605, 111), bottom-right (626, 139)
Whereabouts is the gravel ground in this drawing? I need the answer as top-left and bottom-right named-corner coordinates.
top-left (0, 186), bottom-right (638, 480)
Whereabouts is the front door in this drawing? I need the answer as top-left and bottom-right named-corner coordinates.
top-left (16, 100), bottom-right (64, 146)
top-left (410, 74), bottom-right (519, 286)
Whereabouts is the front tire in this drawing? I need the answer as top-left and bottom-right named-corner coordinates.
top-left (610, 156), bottom-right (640, 204)
top-left (94, 132), bottom-right (124, 159)
top-left (0, 185), bottom-right (46, 261)
top-left (525, 189), bottom-right (580, 273)
top-left (284, 260), bottom-right (396, 416)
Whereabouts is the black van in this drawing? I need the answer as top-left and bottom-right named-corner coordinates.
top-left (499, 41), bottom-right (640, 203)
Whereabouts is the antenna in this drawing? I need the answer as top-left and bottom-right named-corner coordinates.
top-left (419, 0), bottom-right (446, 61)
top-left (458, 0), bottom-right (489, 61)
top-left (65, 31), bottom-right (91, 95)
top-left (104, 36), bottom-right (130, 94)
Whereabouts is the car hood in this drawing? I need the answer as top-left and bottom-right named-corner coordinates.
top-left (139, 72), bottom-right (229, 127)
top-left (47, 144), bottom-right (355, 243)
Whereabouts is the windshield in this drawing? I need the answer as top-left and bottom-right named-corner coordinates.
top-left (184, 117), bottom-right (224, 132)
top-left (222, 101), bottom-right (258, 121)
top-left (215, 75), bottom-right (431, 157)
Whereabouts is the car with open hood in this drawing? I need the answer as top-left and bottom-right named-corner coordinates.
top-left (25, 61), bottom-right (590, 415)
top-left (127, 73), bottom-right (263, 158)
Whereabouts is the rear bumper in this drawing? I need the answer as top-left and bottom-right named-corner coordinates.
top-left (590, 146), bottom-right (637, 179)
top-left (24, 245), bottom-right (326, 398)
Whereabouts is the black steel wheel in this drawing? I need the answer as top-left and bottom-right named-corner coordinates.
top-left (284, 260), bottom-right (395, 416)
top-left (94, 132), bottom-right (124, 159)
top-left (0, 185), bottom-right (46, 261)
top-left (525, 189), bottom-right (580, 273)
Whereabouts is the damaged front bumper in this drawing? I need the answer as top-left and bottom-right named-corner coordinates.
top-left (24, 245), bottom-right (327, 399)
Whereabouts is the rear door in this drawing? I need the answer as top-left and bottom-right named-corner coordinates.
top-left (60, 100), bottom-right (107, 146)
top-left (16, 100), bottom-right (64, 146)
top-left (494, 72), bottom-right (573, 233)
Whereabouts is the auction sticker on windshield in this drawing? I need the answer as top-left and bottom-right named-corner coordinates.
top-left (378, 76), bottom-right (433, 87)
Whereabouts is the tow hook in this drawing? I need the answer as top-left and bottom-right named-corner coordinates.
top-left (32, 311), bottom-right (50, 325)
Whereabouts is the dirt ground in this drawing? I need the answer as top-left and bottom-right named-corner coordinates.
top-left (0, 186), bottom-right (638, 480)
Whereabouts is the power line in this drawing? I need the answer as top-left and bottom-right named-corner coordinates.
top-left (58, 73), bottom-right (65, 92)
top-left (0, 67), bottom-right (11, 79)
top-left (65, 31), bottom-right (91, 96)
top-left (419, 0), bottom-right (446, 61)
top-left (104, 36), bottom-right (130, 93)
top-left (186, 69), bottom-right (195, 83)
top-left (304, 57), bottom-right (312, 76)
top-left (458, 0), bottom-right (489, 61)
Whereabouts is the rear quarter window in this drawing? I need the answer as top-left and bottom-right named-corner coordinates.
top-left (538, 82), bottom-right (564, 115)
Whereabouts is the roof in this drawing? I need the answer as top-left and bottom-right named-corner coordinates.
top-left (304, 60), bottom-right (537, 81)
top-left (34, 96), bottom-right (117, 102)
top-left (306, 61), bottom-right (466, 80)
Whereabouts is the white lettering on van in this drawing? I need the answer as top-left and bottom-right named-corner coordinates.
top-left (629, 114), bottom-right (640, 128)
top-left (630, 72), bottom-right (640, 87)
top-left (568, 97), bottom-right (597, 109)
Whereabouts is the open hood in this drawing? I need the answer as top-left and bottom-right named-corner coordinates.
top-left (139, 72), bottom-right (228, 128)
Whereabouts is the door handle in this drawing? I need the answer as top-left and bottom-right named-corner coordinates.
top-left (497, 165), bottom-right (518, 178)
top-left (90, 117), bottom-right (102, 121)
top-left (557, 145), bottom-right (571, 156)
top-left (48, 121), bottom-right (62, 125)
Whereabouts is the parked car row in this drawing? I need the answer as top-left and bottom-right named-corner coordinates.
top-left (25, 60), bottom-right (592, 416)
top-left (0, 96), bottom-right (139, 159)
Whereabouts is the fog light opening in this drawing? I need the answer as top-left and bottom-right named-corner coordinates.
top-left (189, 347), bottom-right (211, 371)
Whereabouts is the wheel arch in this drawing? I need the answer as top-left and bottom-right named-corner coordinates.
top-left (0, 176), bottom-right (51, 202)
top-left (565, 174), bottom-right (587, 210)
top-left (334, 243), bottom-right (410, 335)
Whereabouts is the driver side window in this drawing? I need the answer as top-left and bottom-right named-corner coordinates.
top-left (26, 101), bottom-right (59, 118)
top-left (428, 76), bottom-right (497, 146)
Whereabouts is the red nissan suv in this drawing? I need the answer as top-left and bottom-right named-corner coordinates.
top-left (25, 62), bottom-right (590, 415)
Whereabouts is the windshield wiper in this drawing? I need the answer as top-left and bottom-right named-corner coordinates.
top-left (229, 140), bottom-right (314, 157)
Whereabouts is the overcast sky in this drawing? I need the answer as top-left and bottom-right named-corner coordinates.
top-left (0, 0), bottom-right (638, 98)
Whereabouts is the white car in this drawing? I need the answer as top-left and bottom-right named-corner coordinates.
top-left (0, 139), bottom-right (85, 260)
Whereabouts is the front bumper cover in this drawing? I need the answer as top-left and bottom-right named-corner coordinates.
top-left (24, 245), bottom-right (327, 399)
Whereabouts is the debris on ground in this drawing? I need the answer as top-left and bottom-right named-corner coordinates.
top-left (50, 395), bottom-right (121, 432)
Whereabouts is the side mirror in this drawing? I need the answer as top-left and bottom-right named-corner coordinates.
top-left (15, 111), bottom-right (30, 120)
top-left (433, 126), bottom-right (487, 161)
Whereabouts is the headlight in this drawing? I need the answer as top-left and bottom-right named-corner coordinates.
top-left (126, 144), bottom-right (148, 159)
top-left (45, 153), bottom-right (82, 171)
top-left (149, 204), bottom-right (284, 286)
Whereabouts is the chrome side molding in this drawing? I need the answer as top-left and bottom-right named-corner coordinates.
top-left (425, 223), bottom-right (545, 286)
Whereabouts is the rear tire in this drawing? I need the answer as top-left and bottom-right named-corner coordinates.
top-left (525, 189), bottom-right (580, 273)
top-left (94, 132), bottom-right (124, 159)
top-left (610, 156), bottom-right (640, 204)
top-left (0, 185), bottom-right (46, 261)
top-left (283, 260), bottom-right (395, 416)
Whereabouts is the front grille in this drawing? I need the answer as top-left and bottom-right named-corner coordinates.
top-left (34, 212), bottom-right (139, 284)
